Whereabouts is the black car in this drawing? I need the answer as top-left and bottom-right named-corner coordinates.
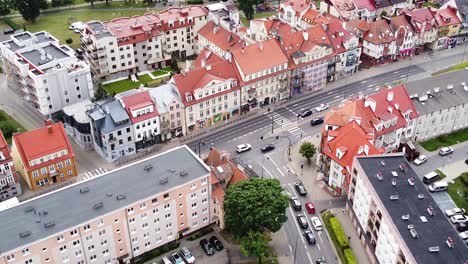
top-left (290, 197), bottom-right (302, 211)
top-left (261, 144), bottom-right (275, 153)
top-left (465, 159), bottom-right (468, 165)
top-left (310, 117), bottom-right (324, 126)
top-left (304, 230), bottom-right (316, 245)
top-left (296, 214), bottom-right (308, 229)
top-left (209, 236), bottom-right (224, 251)
top-left (316, 257), bottom-right (327, 264)
top-left (457, 223), bottom-right (468, 232)
top-left (199, 239), bottom-right (215, 256)
top-left (300, 110), bottom-right (313, 118)
top-left (295, 182), bottom-right (307, 196)
top-left (3, 28), bottom-right (14, 35)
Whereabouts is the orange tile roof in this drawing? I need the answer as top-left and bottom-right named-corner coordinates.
top-left (231, 38), bottom-right (289, 75)
top-left (281, 0), bottom-right (311, 15)
top-left (13, 122), bottom-right (74, 171)
top-left (302, 8), bottom-right (341, 25)
top-left (433, 6), bottom-right (461, 27)
top-left (212, 185), bottom-right (226, 204)
top-left (205, 147), bottom-right (223, 166)
top-left (198, 21), bottom-right (244, 53)
top-left (229, 163), bottom-right (248, 184)
top-left (325, 20), bottom-right (356, 54)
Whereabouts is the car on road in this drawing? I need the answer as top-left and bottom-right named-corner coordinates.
top-left (179, 247), bottom-right (195, 264)
top-left (3, 28), bottom-right (14, 35)
top-left (296, 214), bottom-right (308, 229)
top-left (210, 236), bottom-right (224, 251)
top-left (428, 181), bottom-right (448, 192)
top-left (445, 208), bottom-right (466, 217)
top-left (290, 197), bottom-right (302, 211)
top-left (236, 144), bottom-right (251, 153)
top-left (295, 182), bottom-right (307, 196)
top-left (315, 103), bottom-right (329, 112)
top-left (310, 117), bottom-right (324, 126)
top-left (304, 230), bottom-right (316, 245)
top-left (451, 215), bottom-right (468, 224)
top-left (305, 202), bottom-right (315, 214)
top-left (457, 223), bottom-right (468, 232)
top-left (199, 239), bottom-right (215, 256)
top-left (170, 252), bottom-right (184, 264)
top-left (316, 257), bottom-right (327, 264)
top-left (261, 144), bottom-right (275, 153)
top-left (439, 147), bottom-right (453, 156)
top-left (459, 231), bottom-right (468, 240)
top-left (311, 216), bottom-right (323, 231)
top-left (413, 155), bottom-right (427, 166)
top-left (299, 110), bottom-right (313, 118)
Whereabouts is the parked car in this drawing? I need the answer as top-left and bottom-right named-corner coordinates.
top-left (179, 247), bottom-right (195, 264)
top-left (465, 158), bottom-right (468, 165)
top-left (315, 103), bottom-right (329, 112)
top-left (439, 147), bottom-right (453, 156)
top-left (457, 223), bottom-right (468, 232)
top-left (161, 256), bottom-right (172, 264)
top-left (290, 197), bottom-right (302, 211)
top-left (305, 202), bottom-right (316, 214)
top-left (3, 28), bottom-right (14, 34)
top-left (459, 231), bottom-right (468, 240)
top-left (261, 144), bottom-right (275, 153)
top-left (451, 215), bottom-right (468, 224)
top-left (423, 171), bottom-right (440, 185)
top-left (304, 230), bottom-right (316, 245)
top-left (428, 181), bottom-right (448, 192)
top-left (413, 155), bottom-right (427, 166)
top-left (310, 117), bottom-right (324, 126)
top-left (316, 257), bottom-right (327, 264)
top-left (236, 144), bottom-right (251, 153)
top-left (299, 109), bottom-right (313, 118)
top-left (199, 239), bottom-right (215, 256)
top-left (445, 208), bottom-right (466, 217)
top-left (170, 252), bottom-right (184, 264)
top-left (311, 216), bottom-right (323, 231)
top-left (210, 236), bottom-right (224, 251)
top-left (296, 214), bottom-right (308, 229)
top-left (295, 182), bottom-right (307, 196)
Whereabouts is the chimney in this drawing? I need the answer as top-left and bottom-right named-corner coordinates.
top-left (201, 59), bottom-right (206, 68)
top-left (259, 43), bottom-right (263, 52)
top-left (45, 119), bottom-right (53, 126)
top-left (303, 31), bottom-right (309, 41)
top-left (387, 91), bottom-right (393, 102)
top-left (47, 125), bottom-right (53, 134)
top-left (241, 46), bottom-right (244, 54)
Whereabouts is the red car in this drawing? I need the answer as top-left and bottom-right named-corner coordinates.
top-left (305, 202), bottom-right (315, 214)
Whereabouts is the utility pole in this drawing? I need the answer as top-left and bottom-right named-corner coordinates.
top-left (293, 233), bottom-right (299, 264)
top-left (271, 113), bottom-right (274, 134)
top-left (405, 54), bottom-right (412, 83)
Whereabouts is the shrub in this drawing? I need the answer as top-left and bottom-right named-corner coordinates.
top-left (329, 217), bottom-right (349, 250)
top-left (461, 172), bottom-right (468, 187)
top-left (187, 0), bottom-right (203, 4)
top-left (344, 248), bottom-right (358, 264)
top-left (438, 134), bottom-right (449, 143)
top-left (186, 226), bottom-right (214, 241)
top-left (65, 38), bottom-right (73, 45)
top-left (3, 18), bottom-right (19, 31)
top-left (130, 241), bottom-right (179, 264)
top-left (435, 169), bottom-right (447, 180)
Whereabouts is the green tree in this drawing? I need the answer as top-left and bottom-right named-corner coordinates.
top-left (240, 231), bottom-right (269, 264)
top-left (92, 83), bottom-right (109, 102)
top-left (39, 0), bottom-right (49, 11)
top-left (299, 142), bottom-right (316, 165)
top-left (65, 38), bottom-right (73, 45)
top-left (15, 0), bottom-right (41, 23)
top-left (238, 0), bottom-right (255, 21)
top-left (0, 0), bottom-right (12, 16)
top-left (224, 178), bottom-right (289, 238)
top-left (51, 0), bottom-right (62, 7)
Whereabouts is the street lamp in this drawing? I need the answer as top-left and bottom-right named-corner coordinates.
top-left (261, 155), bottom-right (270, 178)
top-left (197, 140), bottom-right (205, 158)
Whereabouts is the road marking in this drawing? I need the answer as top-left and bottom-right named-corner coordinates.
top-left (301, 136), bottom-right (311, 142)
top-left (366, 84), bottom-right (374, 88)
top-left (333, 95), bottom-right (340, 99)
top-left (288, 127), bottom-right (301, 133)
top-left (288, 207), bottom-right (306, 245)
top-left (293, 104), bottom-right (298, 107)
top-left (317, 243), bottom-right (321, 251)
top-left (276, 167), bottom-right (285, 177)
top-left (393, 70), bottom-right (400, 74)
top-left (307, 252), bottom-right (313, 263)
top-left (361, 80), bottom-right (367, 83)
top-left (318, 231), bottom-right (323, 243)
top-left (399, 74), bottom-right (406, 78)
top-left (327, 91), bottom-right (333, 94)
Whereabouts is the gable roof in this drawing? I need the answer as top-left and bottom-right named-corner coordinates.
top-left (302, 8), bottom-right (340, 25)
top-left (363, 19), bottom-right (395, 44)
top-left (329, 0), bottom-right (356, 19)
top-left (352, 0), bottom-right (376, 11)
top-left (433, 6), bottom-right (462, 27)
top-left (192, 48), bottom-right (224, 69)
top-left (325, 20), bottom-right (356, 53)
top-left (280, 0), bottom-right (311, 15)
top-left (389, 15), bottom-right (414, 34)
top-left (120, 91), bottom-right (159, 123)
top-left (401, 8), bottom-right (437, 32)
top-left (198, 21), bottom-right (244, 54)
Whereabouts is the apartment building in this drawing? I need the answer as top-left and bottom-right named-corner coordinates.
top-left (87, 99), bottom-right (136, 162)
top-left (118, 91), bottom-right (161, 151)
top-left (441, 0), bottom-right (468, 43)
top-left (63, 99), bottom-right (94, 150)
top-left (206, 0), bottom-right (240, 31)
top-left (401, 8), bottom-right (438, 54)
top-left (320, 0), bottom-right (358, 21)
top-left (0, 130), bottom-right (21, 202)
top-left (407, 70), bottom-right (468, 142)
top-left (0, 145), bottom-right (212, 264)
top-left (11, 121), bottom-right (77, 191)
top-left (278, 0), bottom-right (314, 29)
top-left (352, 0), bottom-right (377, 21)
top-left (173, 60), bottom-right (240, 133)
top-left (196, 21), bottom-right (244, 59)
top-left (387, 15), bottom-right (415, 58)
top-left (0, 31), bottom-right (93, 116)
top-left (347, 154), bottom-right (468, 264)
top-left (430, 6), bottom-right (462, 50)
top-left (149, 83), bottom-right (186, 141)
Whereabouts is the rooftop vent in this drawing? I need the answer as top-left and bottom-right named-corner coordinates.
top-left (418, 194), bottom-right (425, 199)
top-left (93, 202), bottom-right (103, 209)
top-left (80, 187), bottom-right (89, 193)
top-left (428, 246), bottom-right (439, 252)
top-left (392, 179), bottom-right (397, 186)
top-left (447, 84), bottom-right (454, 90)
top-left (40, 210), bottom-right (48, 216)
top-left (399, 163), bottom-right (406, 172)
top-left (144, 165), bottom-right (153, 172)
top-left (419, 95), bottom-right (428, 102)
top-left (106, 193), bottom-right (113, 197)
top-left (180, 171), bottom-right (188, 177)
top-left (116, 194), bottom-right (126, 200)
top-left (35, 218), bottom-right (41, 223)
top-left (402, 214), bottom-right (409, 220)
top-left (420, 216), bottom-right (428, 222)
top-left (167, 169), bottom-right (176, 173)
top-left (160, 177), bottom-right (168, 184)
top-left (377, 171), bottom-right (383, 181)
top-left (434, 87), bottom-right (440, 93)
top-left (410, 228), bottom-right (418, 238)
top-left (408, 177), bottom-right (415, 186)
top-left (391, 171), bottom-right (398, 177)
top-left (19, 231), bottom-right (31, 238)
top-left (44, 221), bottom-right (55, 229)
top-left (390, 195), bottom-right (399, 200)
top-left (24, 206), bottom-right (35, 213)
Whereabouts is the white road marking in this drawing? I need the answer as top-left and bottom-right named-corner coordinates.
top-left (288, 207), bottom-right (306, 245)
top-left (367, 84), bottom-right (374, 88)
top-left (333, 95), bottom-right (340, 98)
top-left (393, 70), bottom-right (400, 74)
top-left (302, 136), bottom-right (312, 142)
top-left (317, 243), bottom-right (321, 251)
top-left (288, 127), bottom-right (301, 133)
top-left (327, 91), bottom-right (333, 94)
top-left (361, 80), bottom-right (367, 83)
top-left (293, 104), bottom-right (298, 107)
top-left (277, 167), bottom-right (285, 177)
top-left (399, 74), bottom-right (406, 78)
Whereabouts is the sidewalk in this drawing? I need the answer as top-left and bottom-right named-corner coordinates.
top-left (440, 160), bottom-right (468, 183)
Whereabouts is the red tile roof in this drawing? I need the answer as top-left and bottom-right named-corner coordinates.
top-left (433, 6), bottom-right (461, 27)
top-left (352, 0), bottom-right (376, 11)
top-left (0, 130), bottom-right (12, 164)
top-left (363, 19), bottom-right (395, 45)
top-left (106, 14), bottom-right (162, 40)
top-left (158, 5), bottom-right (208, 22)
top-left (192, 48), bottom-right (224, 69)
top-left (121, 91), bottom-right (159, 123)
top-left (281, 0), bottom-right (311, 15)
top-left (401, 8), bottom-right (437, 32)
top-left (302, 8), bottom-right (341, 25)
top-left (198, 21), bottom-right (244, 54)
top-left (325, 20), bottom-right (356, 53)
top-left (231, 38), bottom-right (289, 75)
top-left (329, 0), bottom-right (356, 19)
top-left (212, 185), bottom-right (226, 204)
top-left (13, 122), bottom-right (75, 171)
top-left (389, 15), bottom-right (414, 33)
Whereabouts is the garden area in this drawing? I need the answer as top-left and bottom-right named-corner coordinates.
top-left (322, 211), bottom-right (357, 264)
top-left (447, 172), bottom-right (468, 212)
top-left (103, 68), bottom-right (173, 95)
top-left (0, 110), bottom-right (27, 144)
top-left (420, 127), bottom-right (468, 151)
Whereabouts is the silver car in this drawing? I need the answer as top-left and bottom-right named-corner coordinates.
top-left (179, 247), bottom-right (195, 264)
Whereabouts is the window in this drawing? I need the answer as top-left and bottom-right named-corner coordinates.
top-left (202, 188), bottom-right (207, 195)
top-left (32, 170), bottom-right (39, 178)
top-left (98, 229), bottom-right (106, 236)
top-left (24, 259), bottom-right (32, 264)
top-left (152, 198), bottom-right (158, 204)
top-left (21, 248), bottom-right (30, 256)
top-left (41, 167), bottom-right (47, 175)
top-left (73, 240), bottom-right (81, 246)
top-left (88, 245), bottom-right (95, 251)
top-left (191, 202), bottom-right (197, 208)
top-left (97, 219), bottom-right (104, 226)
top-left (65, 159), bottom-right (71, 166)
top-left (190, 193), bottom-right (197, 199)
top-left (57, 235), bottom-right (64, 242)
top-left (201, 178), bottom-right (207, 185)
top-left (6, 254), bottom-right (15, 262)
top-left (164, 203), bottom-right (170, 209)
top-left (128, 207), bottom-right (134, 214)
top-left (83, 224), bottom-right (91, 231)
top-left (163, 193), bottom-right (169, 199)
top-left (140, 202), bottom-right (146, 209)
top-left (67, 169), bottom-right (73, 176)
top-left (59, 245), bottom-right (67, 252)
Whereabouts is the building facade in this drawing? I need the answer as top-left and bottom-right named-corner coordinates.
top-left (11, 121), bottom-right (77, 191)
top-left (0, 31), bottom-right (93, 116)
top-left (62, 99), bottom-right (94, 150)
top-left (0, 130), bottom-right (21, 202)
top-left (278, 0), bottom-right (314, 29)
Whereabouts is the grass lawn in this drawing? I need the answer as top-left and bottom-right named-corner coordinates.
top-left (423, 2), bottom-right (441, 8)
top-left (104, 74), bottom-right (153, 94)
top-left (420, 127), bottom-right (468, 151)
top-left (447, 176), bottom-right (468, 212)
top-left (453, 61), bottom-right (468, 71)
top-left (151, 67), bottom-right (173, 77)
top-left (241, 11), bottom-right (277, 27)
top-left (0, 110), bottom-right (27, 144)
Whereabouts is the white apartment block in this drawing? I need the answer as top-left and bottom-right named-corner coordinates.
top-left (0, 31), bottom-right (93, 116)
top-left (0, 146), bottom-right (212, 264)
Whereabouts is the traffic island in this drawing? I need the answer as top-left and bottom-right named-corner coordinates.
top-left (322, 211), bottom-right (358, 264)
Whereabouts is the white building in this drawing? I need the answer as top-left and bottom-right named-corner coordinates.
top-left (0, 31), bottom-right (93, 116)
top-left (347, 153), bottom-right (468, 264)
top-left (206, 0), bottom-right (240, 31)
top-left (278, 0), bottom-right (314, 29)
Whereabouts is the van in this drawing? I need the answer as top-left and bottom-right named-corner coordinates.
top-left (160, 256), bottom-right (172, 264)
top-left (428, 181), bottom-right (448, 192)
top-left (423, 172), bottom-right (440, 184)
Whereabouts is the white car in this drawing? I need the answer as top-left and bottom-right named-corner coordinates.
top-left (451, 215), bottom-right (468, 224)
top-left (315, 103), bottom-right (329, 112)
top-left (460, 231), bottom-right (468, 240)
top-left (311, 216), bottom-right (323, 231)
top-left (439, 147), bottom-right (454, 156)
top-left (236, 144), bottom-right (251, 153)
top-left (413, 155), bottom-right (427, 166)
top-left (445, 208), bottom-right (466, 217)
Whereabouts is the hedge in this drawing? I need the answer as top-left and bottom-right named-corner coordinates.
top-left (344, 248), bottom-right (358, 264)
top-left (435, 169), bottom-right (447, 180)
top-left (3, 18), bottom-right (19, 31)
top-left (329, 217), bottom-right (349, 249)
top-left (187, 0), bottom-right (203, 4)
top-left (130, 241), bottom-right (180, 264)
top-left (187, 226), bottom-right (214, 241)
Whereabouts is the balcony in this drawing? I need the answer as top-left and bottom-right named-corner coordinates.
top-left (108, 137), bottom-right (116, 143)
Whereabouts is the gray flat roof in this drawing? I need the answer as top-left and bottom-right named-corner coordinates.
top-left (88, 99), bottom-right (132, 133)
top-left (62, 99), bottom-right (93, 124)
top-left (0, 145), bottom-right (209, 254)
top-left (356, 154), bottom-right (468, 264)
top-left (406, 70), bottom-right (468, 116)
top-left (19, 43), bottom-right (70, 67)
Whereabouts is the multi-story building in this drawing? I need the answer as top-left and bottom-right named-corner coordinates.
top-left (149, 83), bottom-right (186, 141)
top-left (62, 99), bottom-right (94, 150)
top-left (441, 0), bottom-right (468, 43)
top-left (0, 145), bottom-right (212, 264)
top-left (196, 21), bottom-right (244, 59)
top-left (173, 60), bottom-right (240, 133)
top-left (407, 70), bottom-right (468, 142)
top-left (352, 0), bottom-right (377, 21)
top-left (278, 0), bottom-right (314, 29)
top-left (401, 8), bottom-right (438, 54)
top-left (430, 6), bottom-right (462, 50)
top-left (0, 130), bottom-right (21, 201)
top-left (232, 39), bottom-right (290, 111)
top-left (347, 153), bottom-right (468, 264)
top-left (320, 0), bottom-right (357, 21)
top-left (87, 99), bottom-right (136, 162)
top-left (0, 31), bottom-right (93, 116)
top-left (11, 120), bottom-right (77, 191)
top-left (206, 0), bottom-right (240, 31)
top-left (118, 91), bottom-right (161, 151)
top-left (387, 15), bottom-right (415, 58)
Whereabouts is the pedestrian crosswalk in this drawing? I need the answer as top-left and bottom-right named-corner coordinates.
top-left (82, 168), bottom-right (109, 181)
top-left (268, 113), bottom-right (291, 126)
top-left (288, 126), bottom-right (306, 140)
